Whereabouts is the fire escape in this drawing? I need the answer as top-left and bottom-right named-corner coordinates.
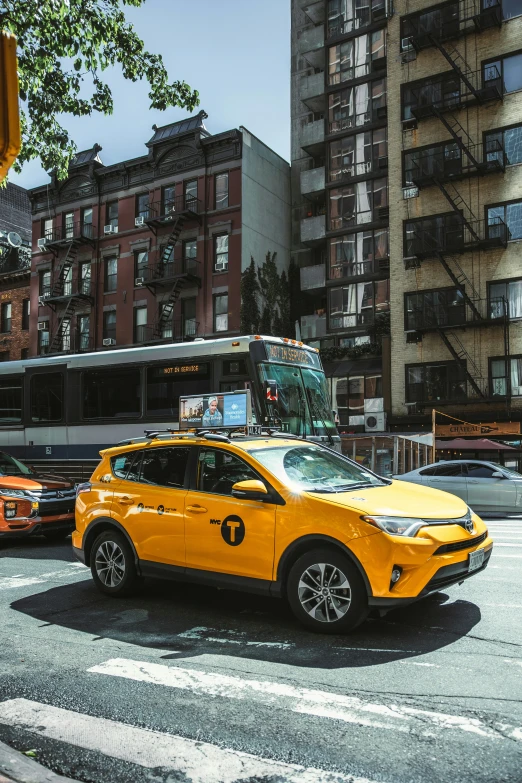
top-left (43, 222), bottom-right (95, 354)
top-left (142, 195), bottom-right (201, 341)
top-left (402, 0), bottom-right (508, 400)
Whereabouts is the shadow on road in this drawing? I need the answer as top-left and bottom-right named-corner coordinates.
top-left (12, 571), bottom-right (482, 669)
top-left (0, 535), bottom-right (74, 562)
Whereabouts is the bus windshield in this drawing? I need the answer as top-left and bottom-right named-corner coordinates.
top-left (256, 362), bottom-right (337, 439)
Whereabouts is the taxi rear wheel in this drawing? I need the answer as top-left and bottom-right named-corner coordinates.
top-left (287, 549), bottom-right (368, 634)
top-left (91, 530), bottom-right (138, 597)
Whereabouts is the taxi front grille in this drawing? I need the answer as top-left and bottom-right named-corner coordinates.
top-left (434, 531), bottom-right (487, 555)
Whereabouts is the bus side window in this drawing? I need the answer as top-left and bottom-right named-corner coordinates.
top-left (30, 373), bottom-right (64, 423)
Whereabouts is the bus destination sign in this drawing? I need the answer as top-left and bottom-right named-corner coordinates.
top-left (152, 363), bottom-right (209, 379)
top-left (265, 343), bottom-right (321, 369)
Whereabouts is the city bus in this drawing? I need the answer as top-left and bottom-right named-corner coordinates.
top-left (0, 336), bottom-right (339, 472)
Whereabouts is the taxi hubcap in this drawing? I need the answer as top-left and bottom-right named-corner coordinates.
top-left (298, 562), bottom-right (351, 623)
top-left (95, 541), bottom-right (125, 588)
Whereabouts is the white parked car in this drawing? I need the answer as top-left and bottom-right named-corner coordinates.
top-left (394, 460), bottom-right (522, 516)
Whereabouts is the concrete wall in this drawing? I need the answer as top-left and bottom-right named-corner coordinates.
top-left (240, 128), bottom-right (291, 274)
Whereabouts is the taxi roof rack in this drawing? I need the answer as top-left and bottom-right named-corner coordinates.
top-left (118, 428), bottom-right (303, 447)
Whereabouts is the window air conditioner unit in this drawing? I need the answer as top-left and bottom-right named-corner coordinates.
top-left (104, 225), bottom-right (115, 234)
top-left (378, 206), bottom-right (390, 220)
top-left (364, 412), bottom-right (387, 432)
top-left (37, 238), bottom-right (47, 249)
top-left (378, 156), bottom-right (389, 169)
top-left (376, 106), bottom-right (388, 119)
top-left (135, 217), bottom-right (145, 227)
top-left (401, 37), bottom-right (413, 51)
top-left (371, 57), bottom-right (386, 72)
top-left (102, 338), bottom-right (116, 347)
top-left (37, 321), bottom-right (49, 331)
top-left (135, 277), bottom-right (144, 286)
top-left (38, 295), bottom-right (49, 306)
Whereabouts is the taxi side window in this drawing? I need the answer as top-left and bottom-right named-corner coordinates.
top-left (198, 448), bottom-right (259, 496)
top-left (139, 447), bottom-right (190, 488)
top-left (111, 451), bottom-right (142, 480)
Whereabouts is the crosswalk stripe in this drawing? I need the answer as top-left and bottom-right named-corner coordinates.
top-left (492, 543), bottom-right (522, 547)
top-left (88, 658), bottom-right (522, 742)
top-left (0, 565), bottom-right (89, 590)
top-left (0, 699), bottom-right (374, 783)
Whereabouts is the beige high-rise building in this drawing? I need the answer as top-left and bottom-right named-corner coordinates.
top-left (292, 0), bottom-right (522, 435)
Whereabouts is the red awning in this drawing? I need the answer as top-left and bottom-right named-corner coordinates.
top-left (436, 437), bottom-right (515, 451)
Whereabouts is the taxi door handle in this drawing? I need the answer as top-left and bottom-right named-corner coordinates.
top-left (118, 496), bottom-right (134, 505)
top-left (186, 504), bottom-right (207, 514)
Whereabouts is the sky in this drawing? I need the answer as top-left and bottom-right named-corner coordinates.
top-left (10, 0), bottom-right (291, 190)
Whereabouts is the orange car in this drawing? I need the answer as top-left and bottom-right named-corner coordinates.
top-left (0, 451), bottom-right (76, 541)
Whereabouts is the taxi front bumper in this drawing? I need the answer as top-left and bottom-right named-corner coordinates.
top-left (0, 514), bottom-right (75, 538)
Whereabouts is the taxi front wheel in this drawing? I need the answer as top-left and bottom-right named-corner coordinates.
top-left (91, 530), bottom-right (138, 597)
top-left (287, 549), bottom-right (369, 634)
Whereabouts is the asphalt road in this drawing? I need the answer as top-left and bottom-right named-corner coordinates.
top-left (0, 520), bottom-right (521, 783)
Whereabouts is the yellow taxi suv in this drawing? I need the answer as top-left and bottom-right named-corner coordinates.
top-left (73, 432), bottom-right (493, 634)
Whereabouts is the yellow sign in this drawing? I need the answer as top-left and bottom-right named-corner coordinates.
top-left (0, 31), bottom-right (21, 182)
top-left (435, 422), bottom-right (520, 437)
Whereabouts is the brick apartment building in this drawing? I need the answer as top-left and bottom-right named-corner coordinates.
top-left (0, 183), bottom-right (32, 361)
top-left (28, 112), bottom-right (290, 356)
top-left (292, 0), bottom-right (522, 432)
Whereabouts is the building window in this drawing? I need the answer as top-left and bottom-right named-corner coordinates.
top-left (80, 262), bottom-right (91, 296)
top-left (328, 78), bottom-right (386, 133)
top-left (405, 288), bottom-right (465, 331)
top-left (406, 362), bottom-right (467, 403)
top-left (486, 124), bottom-right (522, 166)
top-left (404, 141), bottom-right (461, 186)
top-left (20, 348), bottom-right (28, 360)
top-left (136, 193), bottom-right (149, 219)
top-left (327, 0), bottom-right (386, 37)
top-left (490, 356), bottom-right (522, 397)
top-left (184, 179), bottom-right (198, 208)
top-left (329, 229), bottom-right (389, 279)
top-left (484, 52), bottom-right (522, 94)
top-left (0, 303), bottom-right (11, 333)
top-left (159, 303), bottom-right (173, 340)
top-left (63, 266), bottom-right (72, 296)
top-left (22, 299), bottom-right (30, 330)
top-left (104, 256), bottom-right (118, 292)
top-left (39, 269), bottom-right (51, 298)
top-left (214, 234), bottom-right (229, 271)
top-left (400, 2), bottom-right (459, 50)
top-left (214, 294), bottom-right (228, 332)
top-left (329, 178), bottom-right (388, 230)
top-left (134, 306), bottom-right (148, 343)
top-left (163, 185), bottom-right (176, 215)
top-left (182, 297), bottom-right (197, 338)
top-left (329, 279), bottom-right (389, 329)
top-left (215, 173), bottom-right (229, 209)
top-left (329, 129), bottom-right (387, 182)
top-left (81, 207), bottom-right (93, 239)
top-left (106, 201), bottom-right (118, 232)
top-left (328, 30), bottom-right (386, 85)
top-left (103, 310), bottom-right (116, 341)
top-left (42, 217), bottom-right (53, 240)
top-left (489, 278), bottom-right (522, 319)
top-left (401, 72), bottom-right (459, 121)
top-left (134, 250), bottom-right (149, 281)
top-left (77, 314), bottom-right (90, 352)
top-left (64, 211), bottom-right (74, 239)
top-left (487, 199), bottom-right (522, 241)
top-left (405, 212), bottom-right (464, 257)
top-left (183, 239), bottom-right (197, 273)
top-left (61, 318), bottom-right (71, 352)
top-left (37, 323), bottom-right (50, 355)
top-left (501, 0), bottom-right (522, 20)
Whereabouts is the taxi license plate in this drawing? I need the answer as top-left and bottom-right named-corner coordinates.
top-left (468, 549), bottom-right (485, 572)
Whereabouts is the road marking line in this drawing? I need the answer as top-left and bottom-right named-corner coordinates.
top-left (0, 566), bottom-right (89, 590)
top-left (484, 603), bottom-right (522, 608)
top-left (0, 698), bottom-right (376, 783)
top-left (492, 543), bottom-right (522, 548)
top-left (177, 626), bottom-right (293, 649)
top-left (88, 658), bottom-right (521, 741)
top-left (490, 554), bottom-right (522, 558)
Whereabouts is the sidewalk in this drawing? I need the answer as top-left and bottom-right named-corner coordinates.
top-left (0, 741), bottom-right (78, 783)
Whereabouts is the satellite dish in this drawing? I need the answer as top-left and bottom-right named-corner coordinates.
top-left (7, 232), bottom-right (22, 248)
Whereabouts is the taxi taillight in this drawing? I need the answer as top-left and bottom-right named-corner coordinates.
top-left (76, 482), bottom-right (92, 497)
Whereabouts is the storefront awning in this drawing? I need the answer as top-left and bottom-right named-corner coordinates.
top-left (436, 438), bottom-right (515, 451)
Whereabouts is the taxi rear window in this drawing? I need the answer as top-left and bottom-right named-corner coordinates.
top-left (111, 452), bottom-right (138, 479)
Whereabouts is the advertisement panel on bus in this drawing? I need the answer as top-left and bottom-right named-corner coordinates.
top-left (179, 390), bottom-right (251, 430)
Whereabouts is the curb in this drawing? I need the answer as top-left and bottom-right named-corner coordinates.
top-left (0, 741), bottom-right (78, 783)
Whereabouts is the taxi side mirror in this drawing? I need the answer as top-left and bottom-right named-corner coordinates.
top-left (491, 471), bottom-right (505, 479)
top-left (232, 479), bottom-right (269, 501)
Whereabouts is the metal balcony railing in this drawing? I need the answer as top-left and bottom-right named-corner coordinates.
top-left (406, 217), bottom-right (508, 259)
top-left (406, 297), bottom-right (508, 332)
top-left (405, 140), bottom-right (505, 187)
top-left (403, 0), bottom-right (502, 51)
top-left (140, 257), bottom-right (200, 285)
top-left (329, 105), bottom-right (387, 135)
top-left (329, 256), bottom-right (390, 281)
top-left (136, 319), bottom-right (200, 344)
top-left (43, 221), bottom-right (95, 245)
top-left (408, 68), bottom-right (502, 123)
top-left (329, 310), bottom-right (376, 330)
top-left (144, 195), bottom-right (201, 226)
top-left (45, 279), bottom-right (93, 303)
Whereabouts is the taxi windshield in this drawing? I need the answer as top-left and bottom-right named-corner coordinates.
top-left (249, 445), bottom-right (386, 493)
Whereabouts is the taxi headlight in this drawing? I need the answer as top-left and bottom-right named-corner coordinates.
top-left (361, 515), bottom-right (425, 537)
